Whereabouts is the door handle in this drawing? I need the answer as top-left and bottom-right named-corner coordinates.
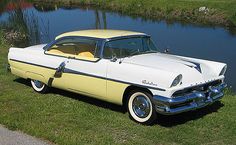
top-left (54, 61), bottom-right (66, 78)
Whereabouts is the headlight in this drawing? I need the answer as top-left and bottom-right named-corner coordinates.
top-left (219, 65), bottom-right (227, 76)
top-left (170, 74), bottom-right (182, 87)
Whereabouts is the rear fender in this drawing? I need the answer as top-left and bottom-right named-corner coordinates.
top-left (25, 71), bottom-right (47, 84)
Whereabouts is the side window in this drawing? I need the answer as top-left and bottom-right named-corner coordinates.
top-left (46, 37), bottom-right (100, 60)
top-left (46, 38), bottom-right (76, 57)
top-left (103, 38), bottom-right (143, 59)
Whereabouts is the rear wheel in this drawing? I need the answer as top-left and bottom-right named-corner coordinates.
top-left (31, 80), bottom-right (48, 93)
top-left (127, 90), bottom-right (157, 125)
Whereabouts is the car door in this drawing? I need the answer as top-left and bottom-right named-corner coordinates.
top-left (103, 37), bottom-right (145, 105)
top-left (44, 36), bottom-right (107, 99)
top-left (42, 37), bottom-right (77, 89)
top-left (59, 37), bottom-right (107, 99)
top-left (65, 58), bottom-right (107, 99)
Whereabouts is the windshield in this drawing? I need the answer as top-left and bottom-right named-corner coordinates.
top-left (103, 37), bottom-right (159, 59)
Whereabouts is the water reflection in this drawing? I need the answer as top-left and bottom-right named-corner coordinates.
top-left (1, 1), bottom-right (30, 47)
top-left (34, 3), bottom-right (58, 12)
top-left (0, 0), bottom-right (235, 91)
top-left (94, 10), bottom-right (107, 29)
top-left (0, 0), bottom-right (8, 15)
top-left (0, 0), bottom-right (51, 47)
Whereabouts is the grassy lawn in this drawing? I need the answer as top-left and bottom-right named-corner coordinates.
top-left (0, 31), bottom-right (236, 144)
top-left (32, 0), bottom-right (236, 27)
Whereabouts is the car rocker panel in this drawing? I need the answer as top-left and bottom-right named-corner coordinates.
top-left (8, 29), bottom-right (227, 124)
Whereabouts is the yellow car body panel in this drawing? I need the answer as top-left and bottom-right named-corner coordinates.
top-left (9, 59), bottom-right (128, 105)
top-left (56, 29), bottom-right (146, 39)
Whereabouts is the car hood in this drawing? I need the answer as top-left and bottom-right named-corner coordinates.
top-left (122, 53), bottom-right (223, 86)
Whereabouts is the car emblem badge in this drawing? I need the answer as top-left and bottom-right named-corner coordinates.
top-left (142, 80), bottom-right (158, 86)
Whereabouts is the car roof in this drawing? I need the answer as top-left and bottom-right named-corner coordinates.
top-left (55, 29), bottom-right (147, 40)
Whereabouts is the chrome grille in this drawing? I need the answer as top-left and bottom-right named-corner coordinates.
top-left (172, 80), bottom-right (222, 97)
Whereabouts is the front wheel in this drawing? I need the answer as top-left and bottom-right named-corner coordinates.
top-left (31, 80), bottom-right (48, 93)
top-left (127, 90), bottom-right (157, 125)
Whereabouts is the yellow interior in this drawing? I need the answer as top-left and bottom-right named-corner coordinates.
top-left (46, 44), bottom-right (97, 60)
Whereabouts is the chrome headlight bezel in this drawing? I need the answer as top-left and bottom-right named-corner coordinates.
top-left (219, 65), bottom-right (227, 76)
top-left (171, 74), bottom-right (182, 87)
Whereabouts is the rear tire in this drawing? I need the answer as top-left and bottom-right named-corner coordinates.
top-left (31, 80), bottom-right (48, 93)
top-left (127, 90), bottom-right (157, 125)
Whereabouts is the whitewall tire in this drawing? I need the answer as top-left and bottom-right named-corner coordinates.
top-left (127, 90), bottom-right (157, 125)
top-left (31, 80), bottom-right (48, 93)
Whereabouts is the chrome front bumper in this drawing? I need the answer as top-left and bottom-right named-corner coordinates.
top-left (153, 83), bottom-right (227, 115)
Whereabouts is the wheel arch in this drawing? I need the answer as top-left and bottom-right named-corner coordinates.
top-left (122, 85), bottom-right (153, 107)
top-left (25, 72), bottom-right (46, 82)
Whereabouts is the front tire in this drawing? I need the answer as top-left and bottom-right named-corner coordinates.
top-left (31, 80), bottom-right (48, 93)
top-left (127, 90), bottom-right (157, 125)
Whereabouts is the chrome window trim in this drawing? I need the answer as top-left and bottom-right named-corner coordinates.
top-left (43, 36), bottom-right (104, 62)
top-left (43, 35), bottom-right (151, 60)
top-left (101, 35), bottom-right (153, 59)
top-left (43, 36), bottom-right (103, 51)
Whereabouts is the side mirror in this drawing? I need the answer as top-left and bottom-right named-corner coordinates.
top-left (164, 48), bottom-right (170, 53)
top-left (110, 55), bottom-right (117, 62)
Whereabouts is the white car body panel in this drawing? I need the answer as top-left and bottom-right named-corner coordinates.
top-left (8, 44), bottom-right (226, 99)
top-left (7, 30), bottom-right (227, 117)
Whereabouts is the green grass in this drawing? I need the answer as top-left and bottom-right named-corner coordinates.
top-left (32, 0), bottom-right (236, 27)
top-left (0, 31), bottom-right (236, 144)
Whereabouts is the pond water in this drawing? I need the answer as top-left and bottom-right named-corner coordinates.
top-left (0, 1), bottom-right (235, 91)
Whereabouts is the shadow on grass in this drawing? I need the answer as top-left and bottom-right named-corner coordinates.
top-left (14, 78), bottom-right (31, 86)
top-left (50, 87), bottom-right (126, 114)
top-left (14, 78), bottom-right (224, 127)
top-left (155, 101), bottom-right (224, 127)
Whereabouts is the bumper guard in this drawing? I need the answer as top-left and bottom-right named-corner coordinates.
top-left (153, 83), bottom-right (227, 115)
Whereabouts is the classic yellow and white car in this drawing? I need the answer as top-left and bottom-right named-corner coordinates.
top-left (8, 30), bottom-right (227, 124)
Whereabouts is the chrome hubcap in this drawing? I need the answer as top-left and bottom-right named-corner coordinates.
top-left (132, 95), bottom-right (151, 118)
top-left (33, 80), bottom-right (44, 88)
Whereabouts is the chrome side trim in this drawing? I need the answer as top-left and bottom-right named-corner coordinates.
top-left (9, 59), bottom-right (166, 91)
top-left (9, 59), bottom-right (56, 70)
top-left (64, 68), bottom-right (166, 91)
top-left (153, 83), bottom-right (227, 115)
